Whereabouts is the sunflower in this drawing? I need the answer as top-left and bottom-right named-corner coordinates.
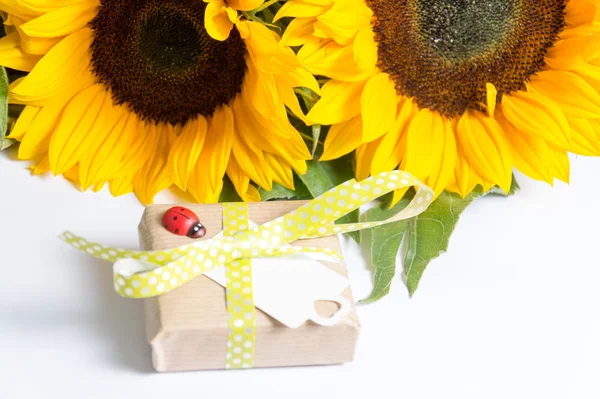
top-left (0, 0), bottom-right (318, 204)
top-left (276, 0), bottom-right (600, 201)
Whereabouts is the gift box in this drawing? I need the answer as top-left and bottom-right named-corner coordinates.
top-left (139, 201), bottom-right (361, 372)
top-left (61, 170), bottom-right (434, 372)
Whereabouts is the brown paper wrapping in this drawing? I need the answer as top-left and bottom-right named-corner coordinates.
top-left (139, 201), bottom-right (360, 372)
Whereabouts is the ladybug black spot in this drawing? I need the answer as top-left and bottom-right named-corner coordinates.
top-left (173, 216), bottom-right (178, 220)
top-left (180, 208), bottom-right (185, 211)
top-left (175, 228), bottom-right (179, 234)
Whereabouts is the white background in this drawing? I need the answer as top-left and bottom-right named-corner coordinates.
top-left (1, 148), bottom-right (599, 399)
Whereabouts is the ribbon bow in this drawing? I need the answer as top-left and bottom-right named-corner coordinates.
top-left (61, 170), bottom-right (434, 299)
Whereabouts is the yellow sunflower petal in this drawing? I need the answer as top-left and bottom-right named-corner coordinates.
top-left (566, 0), bottom-right (600, 26)
top-left (313, 19), bottom-right (356, 47)
top-left (427, 119), bottom-right (458, 196)
top-left (242, 22), bottom-right (299, 74)
top-left (18, 96), bottom-right (71, 159)
top-left (243, 58), bottom-right (279, 120)
top-left (48, 85), bottom-right (110, 175)
top-left (388, 183), bottom-right (410, 207)
top-left (0, 0), bottom-right (41, 18)
top-left (264, 153), bottom-right (295, 189)
top-left (316, 0), bottom-right (371, 45)
top-left (399, 108), bottom-right (438, 180)
top-left (30, 155), bottom-right (50, 175)
top-left (133, 123), bottom-right (175, 205)
top-left (501, 87), bottom-right (571, 148)
top-left (355, 138), bottom-right (379, 181)
top-left (274, 67), bottom-right (320, 95)
top-left (236, 87), bottom-right (311, 163)
top-left (457, 110), bottom-right (512, 193)
top-left (545, 23), bottom-right (600, 70)
top-left (448, 150), bottom-right (484, 198)
top-left (306, 79), bottom-right (364, 125)
top-left (227, 0), bottom-right (263, 12)
top-left (547, 145), bottom-right (570, 183)
top-left (11, 27), bottom-right (94, 105)
top-left (17, 30), bottom-right (63, 55)
top-left (320, 114), bottom-right (362, 161)
top-left (231, 129), bottom-right (273, 191)
top-left (79, 110), bottom-right (138, 189)
top-left (195, 104), bottom-right (234, 193)
top-left (236, 89), bottom-right (304, 153)
top-left (92, 113), bottom-right (141, 181)
top-left (574, 62), bottom-right (600, 93)
top-left (112, 119), bottom-right (154, 180)
top-left (400, 109), bottom-right (457, 196)
top-left (370, 98), bottom-right (415, 175)
top-left (530, 70), bottom-right (600, 119)
top-left (62, 163), bottom-right (80, 186)
top-left (280, 17), bottom-right (316, 47)
top-left (78, 103), bottom-right (126, 190)
top-left (274, 81), bottom-right (310, 124)
top-left (274, 0), bottom-right (331, 22)
top-left (204, 0), bottom-right (235, 41)
top-left (19, 1), bottom-right (99, 38)
top-left (591, 118), bottom-right (600, 141)
top-left (361, 73), bottom-right (397, 142)
top-left (496, 109), bottom-right (553, 184)
top-left (226, 156), bottom-right (261, 202)
top-left (7, 104), bottom-right (39, 141)
top-left (353, 28), bottom-right (377, 72)
top-left (297, 37), bottom-right (371, 82)
top-left (0, 31), bottom-right (41, 71)
top-left (168, 117), bottom-right (208, 190)
top-left (109, 176), bottom-right (134, 197)
top-left (187, 166), bottom-right (224, 203)
top-left (568, 118), bottom-right (600, 156)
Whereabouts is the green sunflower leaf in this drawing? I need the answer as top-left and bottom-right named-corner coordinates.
top-left (360, 197), bottom-right (411, 303)
top-left (259, 175), bottom-right (312, 201)
top-left (297, 157), bottom-right (360, 243)
top-left (403, 188), bottom-right (485, 297)
top-left (259, 182), bottom-right (299, 201)
top-left (0, 66), bottom-right (13, 152)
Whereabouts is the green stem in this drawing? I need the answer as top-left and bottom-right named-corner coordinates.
top-left (241, 11), bottom-right (264, 23)
top-left (298, 131), bottom-right (323, 144)
top-left (252, 0), bottom-right (281, 14)
top-left (241, 11), bottom-right (281, 31)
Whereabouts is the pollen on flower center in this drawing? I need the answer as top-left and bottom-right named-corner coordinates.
top-left (366, 0), bottom-right (566, 117)
top-left (415, 0), bottom-right (516, 61)
top-left (90, 0), bottom-right (248, 125)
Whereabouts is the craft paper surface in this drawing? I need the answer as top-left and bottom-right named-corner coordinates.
top-left (140, 201), bottom-right (361, 372)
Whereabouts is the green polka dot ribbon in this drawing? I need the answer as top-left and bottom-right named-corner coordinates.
top-left (60, 170), bottom-right (435, 368)
top-left (61, 170), bottom-right (434, 299)
top-left (223, 203), bottom-right (255, 369)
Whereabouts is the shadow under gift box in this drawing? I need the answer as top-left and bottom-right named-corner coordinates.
top-left (139, 201), bottom-right (361, 372)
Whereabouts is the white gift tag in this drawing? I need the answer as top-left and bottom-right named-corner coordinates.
top-left (204, 255), bottom-right (351, 328)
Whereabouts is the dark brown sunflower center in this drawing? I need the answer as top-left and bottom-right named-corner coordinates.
top-left (90, 0), bottom-right (248, 125)
top-left (366, 0), bottom-right (566, 117)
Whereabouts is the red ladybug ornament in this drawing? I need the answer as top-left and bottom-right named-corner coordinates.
top-left (162, 206), bottom-right (207, 239)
